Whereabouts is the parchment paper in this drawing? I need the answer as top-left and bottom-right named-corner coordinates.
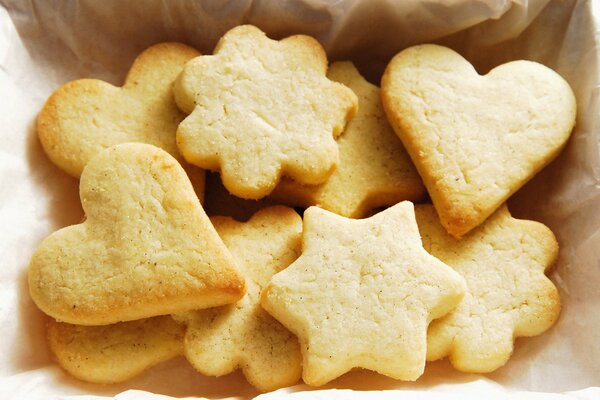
top-left (0, 0), bottom-right (599, 399)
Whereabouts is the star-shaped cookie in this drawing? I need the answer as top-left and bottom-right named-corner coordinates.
top-left (47, 316), bottom-right (185, 384)
top-left (28, 143), bottom-right (245, 325)
top-left (177, 206), bottom-right (302, 391)
top-left (381, 44), bottom-right (576, 237)
top-left (271, 61), bottom-right (425, 218)
top-left (261, 202), bottom-right (466, 386)
top-left (174, 25), bottom-right (358, 199)
top-left (415, 204), bottom-right (561, 372)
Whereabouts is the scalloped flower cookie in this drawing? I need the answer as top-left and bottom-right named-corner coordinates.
top-left (177, 206), bottom-right (303, 391)
top-left (271, 61), bottom-right (425, 218)
top-left (382, 44), bottom-right (576, 238)
top-left (261, 202), bottom-right (466, 386)
top-left (28, 143), bottom-right (245, 325)
top-left (415, 204), bottom-right (560, 373)
top-left (174, 25), bottom-right (358, 199)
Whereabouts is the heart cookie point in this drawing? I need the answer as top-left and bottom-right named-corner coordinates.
top-left (29, 143), bottom-right (245, 325)
top-left (381, 44), bottom-right (576, 237)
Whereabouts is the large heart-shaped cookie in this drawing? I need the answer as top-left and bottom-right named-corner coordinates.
top-left (29, 143), bottom-right (245, 325)
top-left (382, 44), bottom-right (576, 237)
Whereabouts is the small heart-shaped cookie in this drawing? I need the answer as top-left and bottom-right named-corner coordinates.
top-left (29, 143), bottom-right (245, 325)
top-left (38, 42), bottom-right (200, 177)
top-left (382, 44), bottom-right (576, 237)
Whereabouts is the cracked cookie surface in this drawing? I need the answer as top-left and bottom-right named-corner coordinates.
top-left (261, 201), bottom-right (466, 386)
top-left (174, 25), bottom-right (357, 199)
top-left (381, 44), bottom-right (576, 237)
top-left (29, 143), bottom-right (245, 325)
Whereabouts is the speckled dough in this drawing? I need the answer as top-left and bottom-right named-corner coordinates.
top-left (177, 207), bottom-right (303, 392)
top-left (271, 61), bottom-right (425, 218)
top-left (37, 42), bottom-right (205, 198)
top-left (28, 143), bottom-right (245, 325)
top-left (415, 204), bottom-right (560, 373)
top-left (261, 202), bottom-right (466, 386)
top-left (381, 44), bottom-right (576, 238)
top-left (174, 25), bottom-right (358, 200)
top-left (47, 316), bottom-right (185, 384)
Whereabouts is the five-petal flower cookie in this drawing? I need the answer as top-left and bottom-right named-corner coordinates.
top-left (177, 206), bottom-right (303, 392)
top-left (28, 143), bottom-right (245, 325)
top-left (271, 61), bottom-right (425, 218)
top-left (261, 202), bottom-right (466, 386)
top-left (174, 24), bottom-right (358, 199)
top-left (415, 204), bottom-right (561, 372)
top-left (381, 44), bottom-right (576, 238)
top-left (47, 316), bottom-right (185, 384)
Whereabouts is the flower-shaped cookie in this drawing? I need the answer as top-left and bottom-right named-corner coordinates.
top-left (261, 202), bottom-right (466, 386)
top-left (382, 44), bottom-right (576, 237)
top-left (415, 204), bottom-right (560, 372)
top-left (29, 143), bottom-right (245, 325)
top-left (272, 61), bottom-right (425, 217)
top-left (47, 316), bottom-right (185, 384)
top-left (174, 25), bottom-right (358, 199)
top-left (178, 206), bottom-right (303, 391)
top-left (38, 42), bottom-right (200, 178)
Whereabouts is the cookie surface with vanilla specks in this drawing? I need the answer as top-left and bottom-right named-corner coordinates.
top-left (37, 42), bottom-right (203, 182)
top-left (177, 206), bottom-right (302, 392)
top-left (47, 316), bottom-right (185, 384)
top-left (381, 44), bottom-right (576, 237)
top-left (261, 202), bottom-right (466, 386)
top-left (28, 143), bottom-right (245, 326)
top-left (415, 204), bottom-right (560, 373)
top-left (271, 61), bottom-right (425, 218)
top-left (174, 25), bottom-right (358, 199)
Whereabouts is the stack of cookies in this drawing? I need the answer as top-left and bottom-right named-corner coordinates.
top-left (29, 24), bottom-right (575, 392)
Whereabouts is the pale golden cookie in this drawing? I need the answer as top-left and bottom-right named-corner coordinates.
top-left (37, 42), bottom-right (205, 198)
top-left (47, 316), bottom-right (185, 384)
top-left (271, 61), bottom-right (425, 218)
top-left (415, 204), bottom-right (560, 373)
top-left (381, 44), bottom-right (576, 238)
top-left (261, 202), bottom-right (466, 386)
top-left (177, 207), bottom-right (302, 392)
top-left (29, 143), bottom-right (245, 325)
top-left (174, 25), bottom-right (358, 199)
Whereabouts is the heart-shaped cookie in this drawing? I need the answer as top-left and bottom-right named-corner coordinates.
top-left (29, 143), bottom-right (245, 325)
top-left (381, 44), bottom-right (576, 237)
top-left (37, 42), bottom-right (200, 177)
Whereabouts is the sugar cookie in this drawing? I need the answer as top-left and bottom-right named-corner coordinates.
top-left (178, 206), bottom-right (302, 391)
top-left (37, 42), bottom-right (205, 198)
top-left (47, 316), bottom-right (185, 383)
top-left (381, 44), bottom-right (576, 237)
top-left (415, 204), bottom-right (560, 372)
top-left (261, 202), bottom-right (466, 386)
top-left (29, 143), bottom-right (245, 325)
top-left (174, 25), bottom-right (357, 199)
